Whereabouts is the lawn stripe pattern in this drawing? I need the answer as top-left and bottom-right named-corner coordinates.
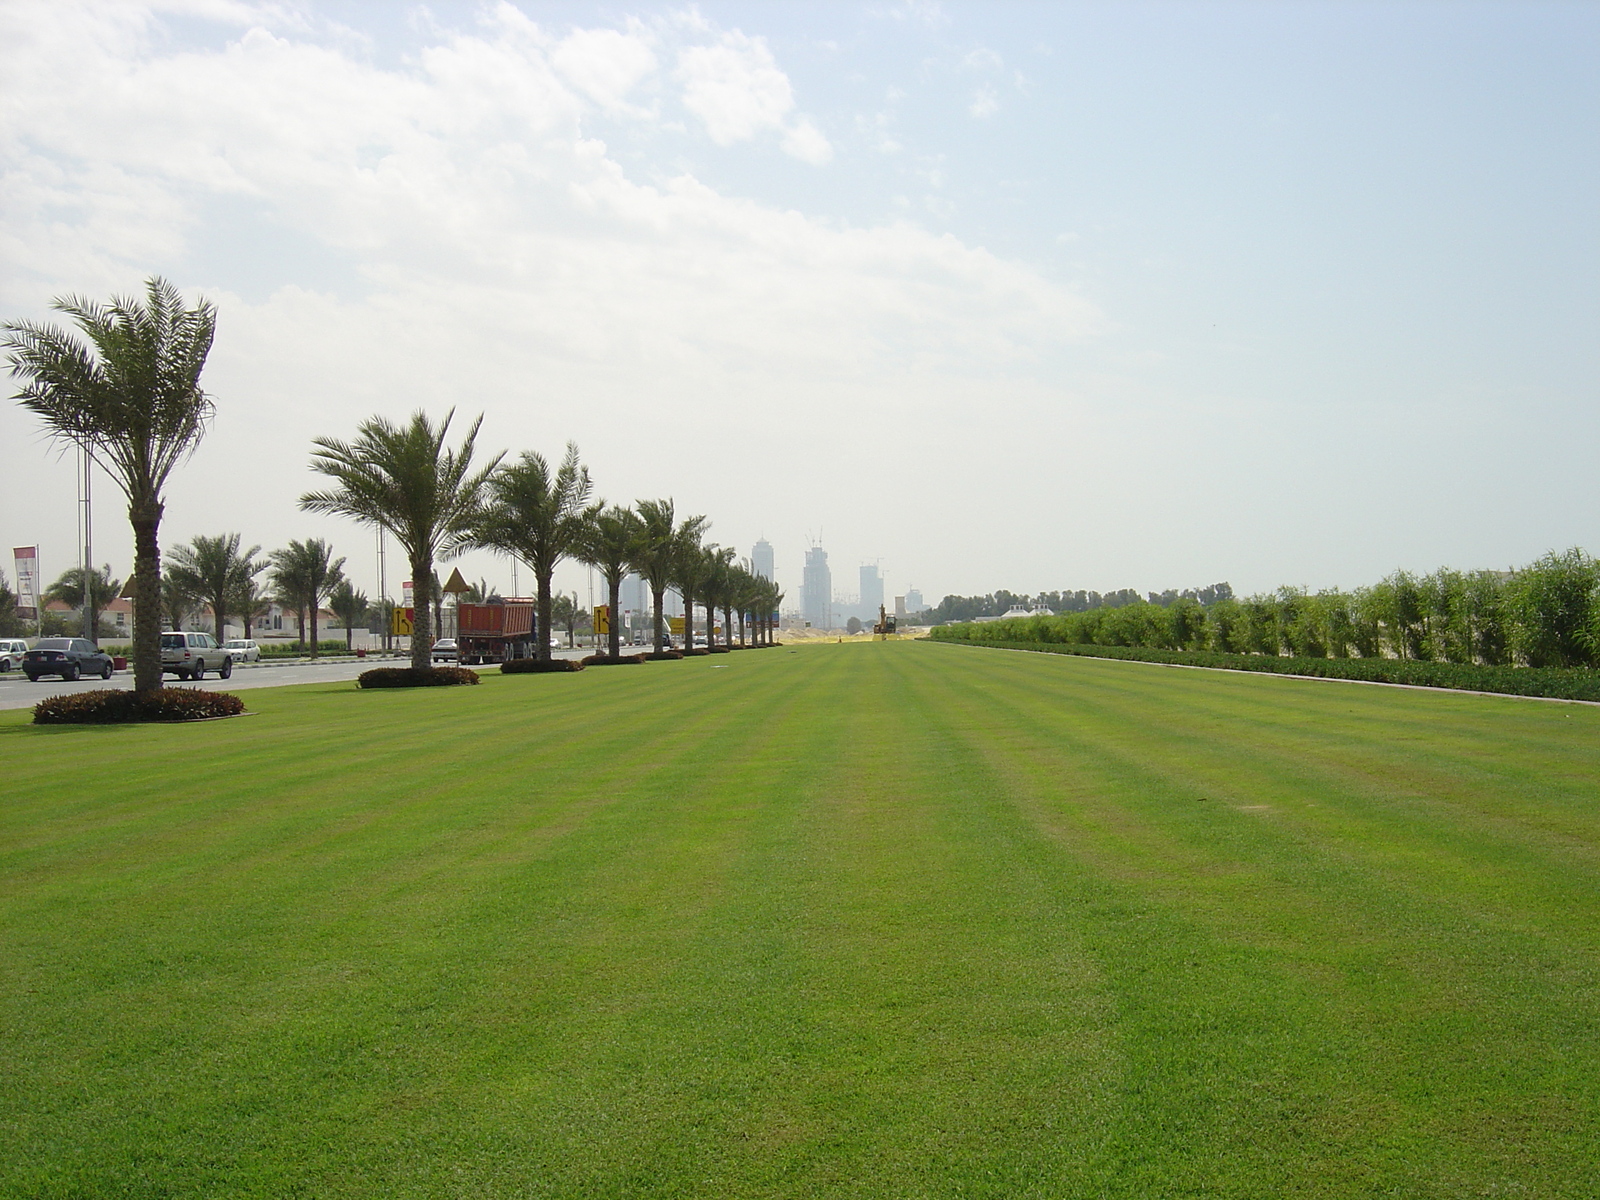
top-left (2, 642), bottom-right (1597, 1197)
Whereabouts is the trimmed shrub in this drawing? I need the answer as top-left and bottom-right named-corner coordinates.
top-left (34, 687), bottom-right (247, 725)
top-left (501, 658), bottom-right (585, 674)
top-left (357, 666), bottom-right (479, 689)
top-left (936, 640), bottom-right (1600, 702)
top-left (582, 653), bottom-right (645, 665)
top-left (645, 650), bottom-right (684, 661)
top-left (681, 648), bottom-right (711, 657)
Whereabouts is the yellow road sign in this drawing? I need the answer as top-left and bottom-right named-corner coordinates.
top-left (392, 607), bottom-right (414, 636)
top-left (593, 605), bottom-right (610, 635)
top-left (668, 616), bottom-right (685, 635)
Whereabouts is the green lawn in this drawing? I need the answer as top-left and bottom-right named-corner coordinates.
top-left (3, 642), bottom-right (1598, 1197)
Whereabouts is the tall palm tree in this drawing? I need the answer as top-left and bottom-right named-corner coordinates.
top-left (576, 505), bottom-right (640, 661)
top-left (269, 539), bottom-right (345, 657)
top-left (166, 533), bottom-right (263, 640)
top-left (631, 499), bottom-right (683, 655)
top-left (471, 443), bottom-right (595, 665)
top-left (329, 580), bottom-right (368, 651)
top-left (300, 410), bottom-right (501, 671)
top-left (702, 546), bottom-right (736, 649)
top-left (670, 526), bottom-right (713, 653)
top-left (3, 277), bottom-right (217, 693)
top-left (43, 565), bottom-right (121, 641)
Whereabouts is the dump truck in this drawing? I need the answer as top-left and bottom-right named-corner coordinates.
top-left (455, 599), bottom-right (538, 664)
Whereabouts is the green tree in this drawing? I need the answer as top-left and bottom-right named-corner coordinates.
top-left (576, 505), bottom-right (641, 661)
top-left (4, 277), bottom-right (216, 694)
top-left (163, 572), bottom-right (197, 631)
top-left (231, 574), bottom-right (273, 640)
top-left (1509, 548), bottom-right (1599, 668)
top-left (670, 525), bottom-right (713, 652)
top-left (0, 570), bottom-right (19, 637)
top-left (701, 545), bottom-right (736, 649)
top-left (329, 580), bottom-right (369, 651)
top-left (300, 411), bottom-right (501, 672)
top-left (165, 533), bottom-right (263, 640)
top-left (471, 443), bottom-right (596, 665)
top-left (269, 539), bottom-right (346, 657)
top-left (632, 499), bottom-right (692, 654)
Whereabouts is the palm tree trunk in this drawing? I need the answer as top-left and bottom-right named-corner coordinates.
top-left (537, 573), bottom-right (553, 664)
top-left (681, 585), bottom-right (694, 649)
top-left (309, 600), bottom-right (320, 659)
top-left (652, 584), bottom-right (666, 653)
top-left (131, 500), bottom-right (163, 695)
top-left (608, 576), bottom-right (622, 660)
top-left (410, 558), bottom-right (433, 671)
top-left (723, 603), bottom-right (733, 649)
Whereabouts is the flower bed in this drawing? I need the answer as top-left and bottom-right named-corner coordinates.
top-left (501, 658), bottom-right (585, 674)
top-left (34, 688), bottom-right (247, 724)
top-left (357, 666), bottom-right (479, 689)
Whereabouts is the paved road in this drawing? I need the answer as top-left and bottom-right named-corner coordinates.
top-left (0, 649), bottom-right (596, 712)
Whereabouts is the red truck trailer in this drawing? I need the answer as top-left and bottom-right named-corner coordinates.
top-left (456, 599), bottom-right (537, 664)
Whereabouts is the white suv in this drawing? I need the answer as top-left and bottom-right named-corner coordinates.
top-left (160, 631), bottom-right (233, 680)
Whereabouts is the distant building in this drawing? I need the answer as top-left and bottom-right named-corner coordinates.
top-left (905, 587), bottom-right (923, 613)
top-left (751, 539), bottom-right (774, 582)
top-left (802, 546), bottom-right (832, 629)
top-left (620, 573), bottom-right (649, 622)
top-left (859, 563), bottom-right (884, 620)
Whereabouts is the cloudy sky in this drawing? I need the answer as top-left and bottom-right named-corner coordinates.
top-left (2, 0), bottom-right (1596, 608)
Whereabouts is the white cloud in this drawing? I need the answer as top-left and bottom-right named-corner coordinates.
top-left (970, 84), bottom-right (1000, 119)
top-left (1, 1), bottom-right (1104, 597)
top-left (550, 26), bottom-right (657, 113)
top-left (675, 31), bottom-right (794, 145)
top-left (781, 118), bottom-right (833, 165)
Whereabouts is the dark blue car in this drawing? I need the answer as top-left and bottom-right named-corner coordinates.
top-left (22, 638), bottom-right (114, 682)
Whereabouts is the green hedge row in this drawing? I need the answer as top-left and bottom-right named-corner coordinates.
top-left (501, 658), bottom-right (585, 674)
top-left (357, 667), bottom-right (479, 689)
top-left (937, 640), bottom-right (1600, 701)
top-left (34, 688), bottom-right (247, 724)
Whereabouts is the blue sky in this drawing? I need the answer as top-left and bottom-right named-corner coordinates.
top-left (2, 1), bottom-right (1596, 607)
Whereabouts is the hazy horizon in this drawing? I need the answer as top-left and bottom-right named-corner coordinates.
top-left (4, 1), bottom-right (1596, 609)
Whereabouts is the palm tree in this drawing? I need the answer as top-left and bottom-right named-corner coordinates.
top-left (670, 526), bottom-right (713, 653)
top-left (300, 410), bottom-right (501, 671)
top-left (329, 580), bottom-right (369, 652)
top-left (702, 546), bottom-right (735, 649)
top-left (165, 533), bottom-right (263, 640)
top-left (3, 277), bottom-right (217, 693)
top-left (633, 499), bottom-right (705, 654)
top-left (576, 505), bottom-right (640, 661)
top-left (43, 565), bottom-right (122, 641)
top-left (269, 539), bottom-right (346, 657)
top-left (163, 572), bottom-right (197, 631)
top-left (470, 443), bottom-right (595, 665)
top-left (231, 575), bottom-right (273, 640)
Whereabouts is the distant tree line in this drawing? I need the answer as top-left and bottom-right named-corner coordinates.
top-left (923, 582), bottom-right (1233, 624)
top-left (933, 550), bottom-right (1600, 670)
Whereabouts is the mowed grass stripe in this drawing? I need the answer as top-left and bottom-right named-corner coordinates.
top-left (905, 642), bottom-right (1600, 1193)
top-left (2, 643), bottom-right (1598, 1197)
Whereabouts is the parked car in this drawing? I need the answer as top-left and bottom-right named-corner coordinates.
top-left (160, 631), bottom-right (233, 680)
top-left (22, 637), bottom-right (113, 682)
top-left (431, 638), bottom-right (458, 663)
top-left (0, 638), bottom-right (30, 671)
top-left (222, 638), bottom-right (261, 663)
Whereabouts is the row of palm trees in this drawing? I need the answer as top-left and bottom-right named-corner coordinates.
top-left (3, 276), bottom-right (780, 692)
top-left (304, 416), bottom-right (785, 670)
